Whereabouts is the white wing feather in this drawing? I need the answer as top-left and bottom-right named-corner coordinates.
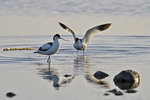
top-left (82, 23), bottom-right (111, 44)
top-left (59, 22), bottom-right (77, 41)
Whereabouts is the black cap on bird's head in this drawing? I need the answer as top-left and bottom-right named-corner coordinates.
top-left (53, 34), bottom-right (67, 41)
top-left (75, 38), bottom-right (79, 42)
top-left (75, 38), bottom-right (83, 42)
top-left (54, 34), bottom-right (60, 38)
top-left (53, 34), bottom-right (60, 40)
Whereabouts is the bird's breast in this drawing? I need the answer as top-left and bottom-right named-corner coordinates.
top-left (50, 42), bottom-right (60, 54)
top-left (73, 42), bottom-right (86, 50)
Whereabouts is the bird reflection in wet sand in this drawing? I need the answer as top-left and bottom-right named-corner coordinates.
top-left (73, 55), bottom-right (89, 76)
top-left (74, 56), bottom-right (110, 88)
top-left (37, 62), bottom-right (74, 89)
top-left (37, 63), bottom-right (60, 89)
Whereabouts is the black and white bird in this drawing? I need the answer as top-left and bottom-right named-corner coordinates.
top-left (58, 22), bottom-right (111, 54)
top-left (34, 34), bottom-right (65, 63)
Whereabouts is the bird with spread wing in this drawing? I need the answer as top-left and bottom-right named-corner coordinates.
top-left (58, 22), bottom-right (111, 54)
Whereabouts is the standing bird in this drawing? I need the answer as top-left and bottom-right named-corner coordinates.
top-left (34, 34), bottom-right (65, 63)
top-left (58, 22), bottom-right (111, 54)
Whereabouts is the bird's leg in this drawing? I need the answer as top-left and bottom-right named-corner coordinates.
top-left (48, 61), bottom-right (51, 72)
top-left (48, 55), bottom-right (51, 71)
top-left (77, 50), bottom-right (79, 56)
top-left (47, 55), bottom-right (51, 63)
top-left (83, 49), bottom-right (85, 55)
top-left (47, 56), bottom-right (49, 63)
top-left (49, 55), bottom-right (51, 63)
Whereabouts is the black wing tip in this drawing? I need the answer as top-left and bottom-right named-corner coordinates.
top-left (58, 22), bottom-right (67, 29)
top-left (98, 23), bottom-right (112, 31)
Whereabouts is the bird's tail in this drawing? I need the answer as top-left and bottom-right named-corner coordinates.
top-left (34, 51), bottom-right (39, 53)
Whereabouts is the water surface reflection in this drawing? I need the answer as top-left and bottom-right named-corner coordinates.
top-left (73, 55), bottom-right (110, 88)
top-left (37, 62), bottom-right (74, 89)
top-left (37, 55), bottom-right (110, 89)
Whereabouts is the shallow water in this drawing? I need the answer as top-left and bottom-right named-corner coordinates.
top-left (0, 35), bottom-right (150, 100)
top-left (0, 0), bottom-right (150, 16)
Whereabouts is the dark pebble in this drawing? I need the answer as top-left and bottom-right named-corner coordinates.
top-left (113, 70), bottom-right (140, 90)
top-left (104, 93), bottom-right (110, 96)
top-left (64, 74), bottom-right (72, 78)
top-left (107, 89), bottom-right (123, 96)
top-left (93, 71), bottom-right (109, 79)
top-left (126, 89), bottom-right (137, 93)
top-left (6, 92), bottom-right (16, 98)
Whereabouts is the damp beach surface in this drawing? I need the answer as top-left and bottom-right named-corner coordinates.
top-left (0, 35), bottom-right (150, 100)
top-left (0, 0), bottom-right (150, 99)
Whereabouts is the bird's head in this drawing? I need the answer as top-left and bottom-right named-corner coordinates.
top-left (75, 38), bottom-right (80, 42)
top-left (75, 38), bottom-right (82, 42)
top-left (53, 34), bottom-right (60, 40)
top-left (53, 34), bottom-right (67, 41)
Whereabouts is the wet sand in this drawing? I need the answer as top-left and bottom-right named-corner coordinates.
top-left (0, 35), bottom-right (150, 100)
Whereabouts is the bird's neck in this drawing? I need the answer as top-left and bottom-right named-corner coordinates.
top-left (53, 39), bottom-right (59, 43)
top-left (77, 40), bottom-right (82, 43)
